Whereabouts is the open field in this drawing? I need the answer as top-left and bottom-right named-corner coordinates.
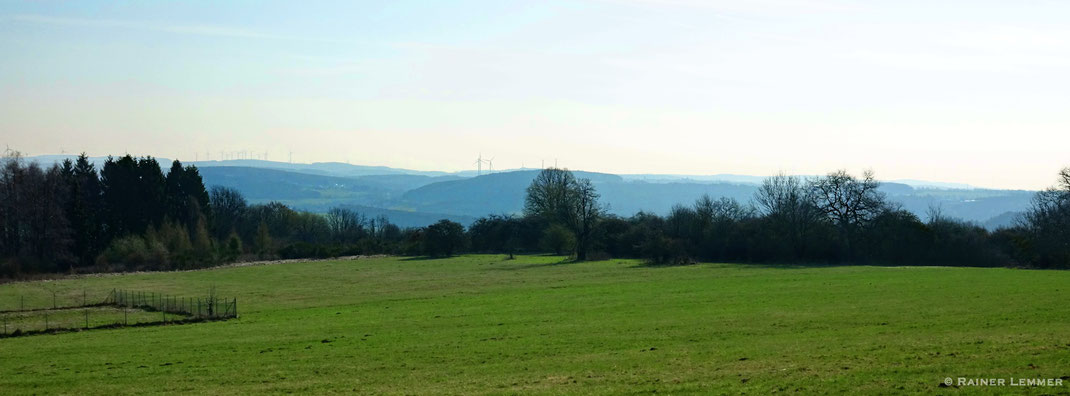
top-left (1, 255), bottom-right (1068, 394)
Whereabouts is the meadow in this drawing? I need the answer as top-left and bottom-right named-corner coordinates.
top-left (0, 255), bottom-right (1068, 394)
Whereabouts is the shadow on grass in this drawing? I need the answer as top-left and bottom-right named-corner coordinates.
top-left (626, 259), bottom-right (848, 270)
top-left (488, 257), bottom-right (577, 271)
top-left (398, 256), bottom-right (454, 261)
top-left (0, 316), bottom-right (235, 339)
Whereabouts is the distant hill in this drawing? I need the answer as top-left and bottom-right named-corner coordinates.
top-left (401, 172), bottom-right (1032, 228)
top-left (402, 171), bottom-right (760, 217)
top-left (982, 211), bottom-right (1023, 230)
top-left (22, 154), bottom-right (1037, 229)
top-left (399, 170), bottom-right (624, 216)
top-left (187, 159), bottom-right (450, 178)
top-left (21, 155), bottom-right (450, 178)
top-left (198, 166), bottom-right (460, 210)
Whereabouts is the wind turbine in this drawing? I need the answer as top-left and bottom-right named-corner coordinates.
top-left (485, 157), bottom-right (495, 174)
top-left (474, 153), bottom-right (484, 176)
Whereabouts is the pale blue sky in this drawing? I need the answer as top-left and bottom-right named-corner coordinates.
top-left (2, 0), bottom-right (1069, 189)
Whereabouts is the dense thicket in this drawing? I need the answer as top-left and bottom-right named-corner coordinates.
top-left (3, 152), bottom-right (1069, 276)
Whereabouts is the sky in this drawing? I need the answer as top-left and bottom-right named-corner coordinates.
top-left (1, 0), bottom-right (1069, 190)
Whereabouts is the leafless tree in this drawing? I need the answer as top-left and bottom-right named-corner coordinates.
top-left (0, 153), bottom-right (74, 271)
top-left (326, 207), bottom-right (367, 243)
top-left (807, 169), bottom-right (887, 256)
top-left (1019, 167), bottom-right (1070, 266)
top-left (568, 178), bottom-right (604, 261)
top-left (754, 173), bottom-right (823, 256)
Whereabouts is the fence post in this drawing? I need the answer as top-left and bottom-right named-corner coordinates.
top-left (124, 305), bottom-right (128, 326)
top-left (45, 312), bottom-right (49, 331)
top-left (84, 308), bottom-right (89, 329)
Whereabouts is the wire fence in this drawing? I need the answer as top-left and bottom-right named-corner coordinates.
top-left (1, 288), bottom-right (237, 338)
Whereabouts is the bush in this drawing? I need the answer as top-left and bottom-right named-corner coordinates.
top-left (640, 234), bottom-right (691, 266)
top-left (97, 235), bottom-right (169, 270)
top-left (422, 220), bottom-right (466, 258)
top-left (222, 232), bottom-right (243, 262)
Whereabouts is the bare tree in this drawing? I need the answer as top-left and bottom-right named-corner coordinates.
top-left (208, 186), bottom-right (247, 240)
top-left (568, 178), bottom-right (604, 261)
top-left (754, 173), bottom-right (822, 257)
top-left (807, 169), bottom-right (887, 256)
top-left (1020, 167), bottom-right (1070, 267)
top-left (0, 153), bottom-right (74, 272)
top-left (326, 207), bottom-right (366, 243)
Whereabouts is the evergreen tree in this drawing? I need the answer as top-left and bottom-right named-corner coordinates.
top-left (164, 160), bottom-right (211, 229)
top-left (65, 154), bottom-right (103, 267)
top-left (101, 155), bottom-right (167, 238)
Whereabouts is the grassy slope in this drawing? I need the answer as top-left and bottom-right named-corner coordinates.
top-left (0, 256), bottom-right (1068, 394)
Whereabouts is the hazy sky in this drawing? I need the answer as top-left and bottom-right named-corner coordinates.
top-left (2, 1), bottom-right (1069, 189)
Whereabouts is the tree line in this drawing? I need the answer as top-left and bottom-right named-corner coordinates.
top-left (466, 167), bottom-right (1070, 269)
top-left (3, 150), bottom-right (1069, 275)
top-left (0, 152), bottom-right (424, 276)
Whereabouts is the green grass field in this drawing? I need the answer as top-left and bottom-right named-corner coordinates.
top-left (1, 255), bottom-right (1068, 394)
